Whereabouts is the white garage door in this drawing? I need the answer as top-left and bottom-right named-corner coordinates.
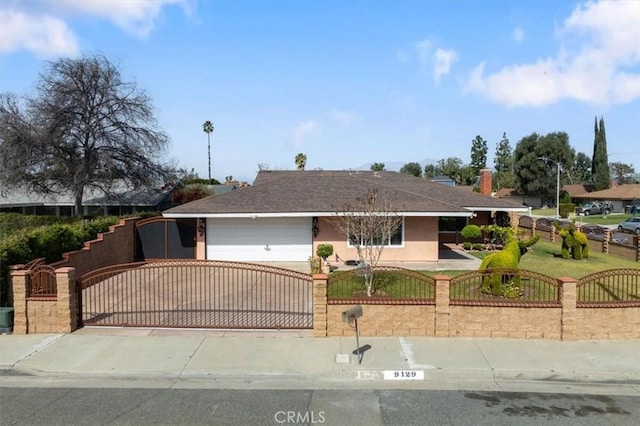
top-left (206, 217), bottom-right (312, 261)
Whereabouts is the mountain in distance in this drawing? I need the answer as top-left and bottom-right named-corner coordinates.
top-left (355, 159), bottom-right (439, 172)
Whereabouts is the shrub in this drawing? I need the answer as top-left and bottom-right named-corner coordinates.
top-left (462, 242), bottom-right (472, 250)
top-left (461, 224), bottom-right (482, 240)
top-left (308, 256), bottom-right (321, 274)
top-left (472, 243), bottom-right (485, 251)
top-left (316, 244), bottom-right (334, 259)
top-left (559, 203), bottom-right (575, 219)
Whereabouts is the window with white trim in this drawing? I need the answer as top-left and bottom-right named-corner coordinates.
top-left (347, 219), bottom-right (404, 247)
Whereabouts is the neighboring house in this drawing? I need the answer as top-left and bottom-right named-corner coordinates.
top-left (0, 185), bottom-right (176, 217)
top-left (163, 170), bottom-right (528, 263)
top-left (429, 175), bottom-right (457, 187)
top-left (494, 188), bottom-right (541, 208)
top-left (573, 184), bottom-right (640, 213)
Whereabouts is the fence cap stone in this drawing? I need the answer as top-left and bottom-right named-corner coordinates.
top-left (557, 276), bottom-right (578, 284)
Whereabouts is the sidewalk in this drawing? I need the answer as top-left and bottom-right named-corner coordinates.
top-left (1, 328), bottom-right (639, 395)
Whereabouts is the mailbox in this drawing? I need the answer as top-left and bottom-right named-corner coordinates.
top-left (342, 305), bottom-right (363, 323)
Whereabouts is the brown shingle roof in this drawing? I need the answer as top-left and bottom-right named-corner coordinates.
top-left (164, 170), bottom-right (526, 215)
top-left (562, 184), bottom-right (593, 197)
top-left (573, 184), bottom-right (640, 200)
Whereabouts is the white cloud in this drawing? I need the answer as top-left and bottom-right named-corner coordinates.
top-left (414, 39), bottom-right (458, 84)
top-left (0, 0), bottom-right (189, 58)
top-left (58, 0), bottom-right (189, 38)
top-left (465, 0), bottom-right (640, 106)
top-left (513, 27), bottom-right (525, 43)
top-left (0, 9), bottom-right (79, 58)
top-left (330, 110), bottom-right (358, 125)
top-left (433, 48), bottom-right (458, 84)
top-left (415, 39), bottom-right (433, 66)
top-left (292, 120), bottom-right (319, 146)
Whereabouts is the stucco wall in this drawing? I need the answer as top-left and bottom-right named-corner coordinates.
top-left (314, 216), bottom-right (439, 262)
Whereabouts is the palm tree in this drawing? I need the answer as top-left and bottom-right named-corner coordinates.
top-left (202, 120), bottom-right (214, 182)
top-left (295, 153), bottom-right (307, 170)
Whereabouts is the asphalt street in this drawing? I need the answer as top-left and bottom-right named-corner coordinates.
top-left (1, 388), bottom-right (638, 426)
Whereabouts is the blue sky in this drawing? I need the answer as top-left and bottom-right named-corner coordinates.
top-left (1, 0), bottom-right (639, 183)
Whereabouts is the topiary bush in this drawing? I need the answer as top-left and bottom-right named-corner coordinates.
top-left (462, 242), bottom-right (472, 250)
top-left (316, 244), bottom-right (334, 260)
top-left (461, 224), bottom-right (482, 240)
top-left (478, 230), bottom-right (540, 296)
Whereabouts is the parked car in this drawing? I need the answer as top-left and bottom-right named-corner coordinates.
top-left (617, 217), bottom-right (640, 235)
top-left (575, 201), bottom-right (613, 216)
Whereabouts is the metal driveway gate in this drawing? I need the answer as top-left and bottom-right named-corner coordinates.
top-left (77, 260), bottom-right (313, 329)
top-left (135, 217), bottom-right (196, 260)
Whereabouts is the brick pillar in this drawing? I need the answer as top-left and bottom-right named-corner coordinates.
top-left (55, 267), bottom-right (77, 333)
top-left (635, 236), bottom-right (640, 262)
top-left (602, 229), bottom-right (611, 254)
top-left (10, 270), bottom-right (29, 334)
top-left (559, 277), bottom-right (577, 341)
top-left (531, 220), bottom-right (536, 238)
top-left (550, 226), bottom-right (555, 242)
top-left (434, 275), bottom-right (450, 337)
top-left (312, 273), bottom-right (328, 337)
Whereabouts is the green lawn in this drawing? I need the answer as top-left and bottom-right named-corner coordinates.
top-left (470, 239), bottom-right (639, 278)
top-left (526, 210), bottom-right (631, 226)
top-left (575, 214), bottom-right (632, 225)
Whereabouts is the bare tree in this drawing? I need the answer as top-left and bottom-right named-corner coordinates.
top-left (0, 54), bottom-right (170, 216)
top-left (331, 189), bottom-right (403, 296)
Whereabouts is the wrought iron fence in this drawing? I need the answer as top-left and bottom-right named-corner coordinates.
top-left (577, 268), bottom-right (640, 307)
top-left (449, 268), bottom-right (560, 306)
top-left (28, 264), bottom-right (57, 298)
top-left (78, 260), bottom-right (313, 329)
top-left (328, 266), bottom-right (435, 304)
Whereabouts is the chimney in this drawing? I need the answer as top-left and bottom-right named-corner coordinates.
top-left (479, 168), bottom-right (492, 196)
top-left (610, 180), bottom-right (618, 189)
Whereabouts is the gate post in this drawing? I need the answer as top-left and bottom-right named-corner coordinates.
top-left (55, 267), bottom-right (78, 333)
top-left (434, 275), bottom-right (451, 337)
top-left (559, 276), bottom-right (577, 341)
top-left (312, 273), bottom-right (328, 337)
top-left (10, 269), bottom-right (29, 334)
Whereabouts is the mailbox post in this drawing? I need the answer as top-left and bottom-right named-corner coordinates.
top-left (342, 305), bottom-right (363, 364)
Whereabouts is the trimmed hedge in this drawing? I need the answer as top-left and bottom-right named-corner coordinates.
top-left (559, 203), bottom-right (575, 218)
top-left (0, 214), bottom-right (121, 307)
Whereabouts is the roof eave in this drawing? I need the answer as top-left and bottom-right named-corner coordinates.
top-left (163, 211), bottom-right (475, 219)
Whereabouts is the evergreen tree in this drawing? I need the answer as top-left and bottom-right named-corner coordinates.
top-left (400, 162), bottom-right (422, 177)
top-left (514, 132), bottom-right (574, 205)
top-left (370, 162), bottom-right (386, 172)
top-left (569, 152), bottom-right (592, 184)
top-left (592, 116), bottom-right (610, 190)
top-left (470, 135), bottom-right (488, 175)
top-left (493, 132), bottom-right (515, 190)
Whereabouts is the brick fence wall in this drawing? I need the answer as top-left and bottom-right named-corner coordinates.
top-left (313, 275), bottom-right (640, 340)
top-left (11, 268), bottom-right (76, 334)
top-left (50, 217), bottom-right (139, 278)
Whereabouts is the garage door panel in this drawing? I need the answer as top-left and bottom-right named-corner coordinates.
top-left (207, 217), bottom-right (312, 261)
